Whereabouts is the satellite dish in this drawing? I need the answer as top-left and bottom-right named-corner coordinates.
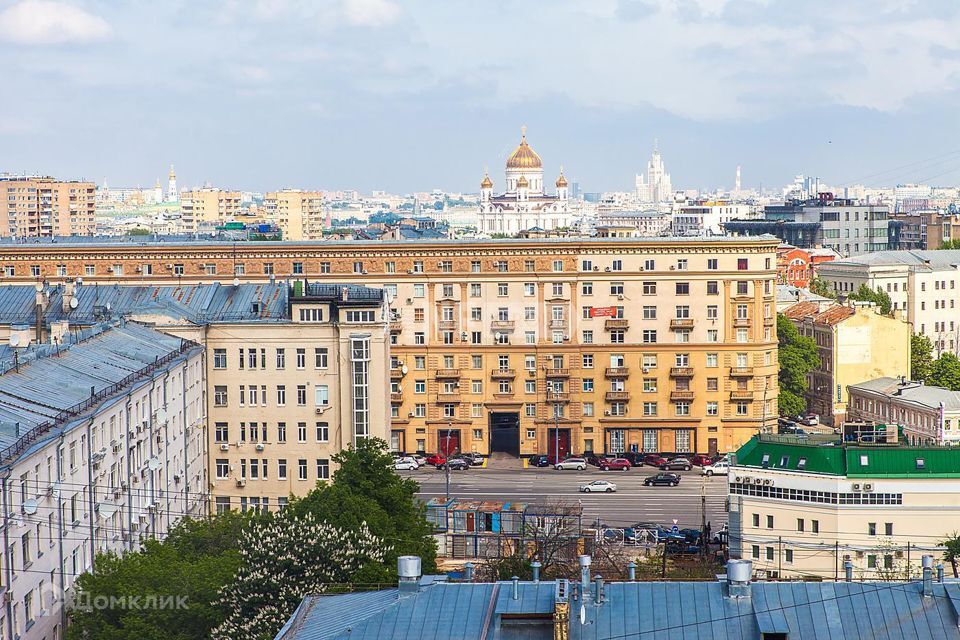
top-left (233, 277), bottom-right (241, 287)
top-left (579, 603), bottom-right (586, 625)
top-left (9, 334), bottom-right (20, 347)
top-left (22, 499), bottom-right (37, 515)
top-left (34, 282), bottom-right (43, 292)
top-left (155, 408), bottom-right (168, 424)
top-left (401, 365), bottom-right (408, 375)
top-left (495, 332), bottom-right (504, 341)
top-left (52, 482), bottom-right (61, 499)
top-left (105, 302), bottom-right (112, 312)
top-left (69, 297), bottom-right (78, 309)
top-left (148, 457), bottom-right (161, 471)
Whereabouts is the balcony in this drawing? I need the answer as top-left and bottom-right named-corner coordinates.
top-left (437, 392), bottom-right (462, 403)
top-left (490, 368), bottom-right (516, 379)
top-left (670, 390), bottom-right (695, 401)
top-left (605, 391), bottom-right (631, 402)
top-left (390, 367), bottom-right (405, 379)
top-left (669, 318), bottom-right (695, 330)
top-left (546, 391), bottom-right (570, 402)
top-left (490, 320), bottom-right (515, 331)
top-left (764, 316), bottom-right (775, 326)
top-left (390, 392), bottom-right (403, 403)
top-left (389, 320), bottom-right (403, 333)
top-left (730, 390), bottom-right (755, 401)
top-left (549, 319), bottom-right (568, 329)
top-left (733, 318), bottom-right (751, 328)
top-left (730, 367), bottom-right (754, 377)
top-left (605, 367), bottom-right (629, 378)
top-left (435, 369), bottom-right (461, 379)
top-left (544, 368), bottom-right (570, 378)
top-left (438, 320), bottom-right (458, 331)
top-left (604, 318), bottom-right (629, 330)
top-left (669, 367), bottom-right (694, 378)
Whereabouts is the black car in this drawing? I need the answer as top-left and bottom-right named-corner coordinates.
top-left (457, 452), bottom-right (484, 466)
top-left (644, 472), bottom-right (681, 486)
top-left (586, 454), bottom-right (609, 467)
top-left (529, 455), bottom-right (552, 468)
top-left (659, 457), bottom-right (693, 471)
top-left (621, 452), bottom-right (646, 466)
top-left (437, 458), bottom-right (469, 471)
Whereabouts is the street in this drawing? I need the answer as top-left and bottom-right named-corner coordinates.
top-left (408, 463), bottom-right (730, 531)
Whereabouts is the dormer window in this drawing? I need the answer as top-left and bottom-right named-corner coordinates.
top-left (916, 458), bottom-right (925, 470)
top-left (761, 454), bottom-right (770, 468)
top-left (797, 457), bottom-right (807, 470)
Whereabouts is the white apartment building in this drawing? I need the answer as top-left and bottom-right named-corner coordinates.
top-left (672, 202), bottom-right (754, 236)
top-left (818, 250), bottom-right (960, 354)
top-left (594, 211), bottom-right (670, 237)
top-left (0, 323), bottom-right (206, 640)
top-left (799, 202), bottom-right (889, 256)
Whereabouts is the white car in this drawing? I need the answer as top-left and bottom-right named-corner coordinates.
top-left (411, 454), bottom-right (426, 467)
top-left (555, 457), bottom-right (587, 471)
top-left (394, 457), bottom-right (419, 471)
top-left (580, 480), bottom-right (617, 493)
top-left (701, 461), bottom-right (730, 477)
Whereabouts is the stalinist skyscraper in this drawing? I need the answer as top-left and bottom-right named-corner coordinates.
top-left (634, 141), bottom-right (673, 204)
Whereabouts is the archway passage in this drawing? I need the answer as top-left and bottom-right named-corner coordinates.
top-left (489, 412), bottom-right (520, 457)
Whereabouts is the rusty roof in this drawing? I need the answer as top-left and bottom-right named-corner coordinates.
top-left (782, 302), bottom-right (854, 326)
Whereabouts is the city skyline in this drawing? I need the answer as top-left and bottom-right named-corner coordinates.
top-left (2, 0), bottom-right (960, 193)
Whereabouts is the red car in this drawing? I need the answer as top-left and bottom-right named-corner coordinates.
top-left (643, 454), bottom-right (668, 467)
top-left (425, 453), bottom-right (446, 466)
top-left (599, 458), bottom-right (631, 471)
top-left (690, 454), bottom-right (713, 467)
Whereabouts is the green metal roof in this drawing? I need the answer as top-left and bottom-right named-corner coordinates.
top-left (734, 435), bottom-right (960, 478)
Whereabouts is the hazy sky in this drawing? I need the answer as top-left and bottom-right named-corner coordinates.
top-left (2, 0), bottom-right (960, 194)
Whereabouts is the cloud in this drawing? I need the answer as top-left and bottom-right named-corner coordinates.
top-left (342, 0), bottom-right (400, 27)
top-left (0, 0), bottom-right (112, 45)
top-left (616, 0), bottom-right (659, 21)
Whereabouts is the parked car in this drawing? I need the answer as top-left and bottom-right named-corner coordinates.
top-left (779, 425), bottom-right (808, 436)
top-left (425, 453), bottom-right (446, 466)
top-left (529, 455), bottom-right (552, 468)
top-left (599, 458), bottom-right (631, 472)
top-left (644, 472), bottom-right (681, 486)
top-left (642, 454), bottom-right (668, 467)
top-left (437, 458), bottom-right (469, 471)
top-left (393, 457), bottom-right (419, 471)
top-left (659, 457), bottom-right (693, 471)
top-left (701, 460), bottom-right (730, 476)
top-left (586, 454), bottom-right (610, 467)
top-left (411, 454), bottom-right (426, 467)
top-left (690, 454), bottom-right (713, 467)
top-left (802, 414), bottom-right (820, 426)
top-left (458, 452), bottom-right (484, 466)
top-left (621, 452), bottom-right (646, 466)
top-left (579, 480), bottom-right (618, 493)
top-left (555, 457), bottom-right (587, 471)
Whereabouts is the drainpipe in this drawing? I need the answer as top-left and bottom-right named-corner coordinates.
top-left (86, 420), bottom-right (96, 574)
top-left (593, 575), bottom-right (603, 605)
top-left (628, 561), bottom-right (637, 582)
top-left (579, 555), bottom-right (591, 599)
top-left (56, 433), bottom-right (66, 632)
top-left (531, 561), bottom-right (541, 583)
top-left (125, 400), bottom-right (133, 552)
top-left (844, 561), bottom-right (853, 582)
top-left (1, 472), bottom-right (13, 640)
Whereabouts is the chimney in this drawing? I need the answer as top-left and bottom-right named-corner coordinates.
top-left (397, 556), bottom-right (422, 596)
top-left (341, 286), bottom-right (349, 302)
top-left (463, 562), bottom-right (474, 582)
top-left (844, 561), bottom-right (853, 582)
top-left (922, 555), bottom-right (933, 597)
top-left (531, 561), bottom-right (541, 583)
top-left (62, 280), bottom-right (75, 313)
top-left (593, 575), bottom-right (603, 605)
top-left (725, 560), bottom-right (752, 599)
top-left (627, 561), bottom-right (637, 582)
top-left (579, 555), bottom-right (591, 598)
top-left (511, 576), bottom-right (520, 600)
top-left (937, 563), bottom-right (945, 583)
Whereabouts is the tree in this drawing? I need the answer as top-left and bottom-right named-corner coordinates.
top-left (777, 314), bottom-right (820, 416)
top-left (942, 532), bottom-right (960, 578)
top-left (939, 239), bottom-right (960, 250)
top-left (68, 511), bottom-right (250, 640)
top-left (929, 352), bottom-right (960, 391)
top-left (911, 333), bottom-right (934, 382)
top-left (847, 284), bottom-right (892, 315)
top-left (213, 511), bottom-right (388, 640)
top-left (809, 277), bottom-right (836, 299)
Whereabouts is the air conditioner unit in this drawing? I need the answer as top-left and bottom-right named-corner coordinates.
top-left (408, 412), bottom-right (416, 418)
top-left (362, 270), bottom-right (368, 275)
top-left (139, 514), bottom-right (148, 524)
top-left (165, 264), bottom-right (173, 269)
top-left (220, 443), bottom-right (229, 451)
top-left (863, 483), bottom-right (874, 492)
top-left (130, 522), bottom-right (139, 532)
top-left (135, 266), bottom-right (142, 273)
top-left (405, 298), bottom-right (413, 305)
top-left (527, 369), bottom-right (536, 376)
top-left (638, 266), bottom-right (645, 272)
top-left (741, 476), bottom-right (751, 484)
top-left (733, 476), bottom-right (741, 483)
top-left (255, 443), bottom-right (264, 452)
top-left (604, 410), bottom-right (611, 416)
top-left (669, 265), bottom-right (676, 270)
top-left (763, 479), bottom-right (773, 486)
top-left (753, 477), bottom-right (763, 485)
top-left (173, 474), bottom-right (181, 483)
top-left (236, 479), bottom-right (246, 487)
top-left (604, 267), bottom-right (611, 272)
top-left (113, 489), bottom-right (121, 499)
top-left (592, 266), bottom-right (599, 271)
top-left (315, 406), bottom-right (330, 415)
top-left (641, 368), bottom-right (650, 374)
top-left (617, 294), bottom-right (624, 301)
top-left (852, 483), bottom-right (861, 491)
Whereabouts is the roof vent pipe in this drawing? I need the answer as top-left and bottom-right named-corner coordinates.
top-left (628, 561), bottom-right (637, 582)
top-left (844, 561), bottom-right (853, 582)
top-left (531, 561), bottom-right (541, 583)
top-left (937, 563), bottom-right (945, 583)
top-left (593, 575), bottom-right (603, 605)
top-left (397, 556), bottom-right (421, 595)
top-left (922, 555), bottom-right (933, 597)
top-left (511, 576), bottom-right (519, 600)
top-left (579, 555), bottom-right (591, 598)
top-left (463, 562), bottom-right (474, 582)
top-left (726, 560), bottom-right (752, 599)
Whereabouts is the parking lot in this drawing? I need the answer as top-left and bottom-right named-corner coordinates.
top-left (407, 462), bottom-right (729, 530)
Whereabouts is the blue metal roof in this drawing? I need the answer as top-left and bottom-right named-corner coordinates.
top-left (277, 579), bottom-right (960, 640)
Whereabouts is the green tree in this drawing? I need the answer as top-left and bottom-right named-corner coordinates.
top-left (777, 314), bottom-right (820, 416)
top-left (809, 277), bottom-right (836, 299)
top-left (67, 511), bottom-right (250, 640)
top-left (847, 284), bottom-right (892, 315)
top-left (911, 333), bottom-right (934, 382)
top-left (941, 532), bottom-right (960, 578)
top-left (929, 352), bottom-right (960, 391)
top-left (939, 239), bottom-right (960, 250)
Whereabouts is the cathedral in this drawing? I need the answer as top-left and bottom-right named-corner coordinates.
top-left (478, 128), bottom-right (573, 235)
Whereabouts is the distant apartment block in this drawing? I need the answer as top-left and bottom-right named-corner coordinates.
top-left (264, 189), bottom-right (326, 240)
top-left (0, 175), bottom-right (96, 238)
top-left (848, 377), bottom-right (960, 445)
top-left (179, 188), bottom-right (242, 232)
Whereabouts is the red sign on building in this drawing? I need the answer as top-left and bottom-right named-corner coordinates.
top-left (589, 306), bottom-right (617, 318)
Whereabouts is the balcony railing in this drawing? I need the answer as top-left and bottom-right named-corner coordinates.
top-left (670, 390), bottom-right (695, 401)
top-left (730, 390), bottom-right (755, 401)
top-left (390, 392), bottom-right (403, 403)
top-left (490, 369), bottom-right (516, 379)
top-left (490, 320), bottom-right (515, 331)
top-left (544, 368), bottom-right (570, 378)
top-left (437, 392), bottom-right (462, 403)
top-left (605, 367), bottom-right (629, 378)
top-left (547, 391), bottom-right (570, 402)
top-left (435, 369), bottom-right (460, 379)
top-left (549, 319), bottom-right (568, 329)
top-left (669, 318), bottom-right (695, 330)
top-left (389, 320), bottom-right (403, 332)
top-left (390, 367), bottom-right (404, 379)
top-left (730, 367), bottom-right (754, 377)
top-left (669, 367), bottom-right (694, 378)
top-left (605, 391), bottom-right (631, 401)
top-left (733, 318), bottom-right (751, 328)
top-left (604, 319), bottom-right (629, 330)
top-left (438, 320), bottom-right (458, 330)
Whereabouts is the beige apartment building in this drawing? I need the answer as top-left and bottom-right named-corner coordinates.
top-left (0, 235), bottom-right (780, 457)
top-left (264, 189), bottom-right (326, 240)
top-left (781, 301), bottom-right (911, 426)
top-left (0, 281), bottom-right (390, 514)
top-left (730, 433), bottom-right (958, 580)
top-left (179, 188), bottom-right (242, 231)
top-left (848, 377), bottom-right (960, 445)
top-left (0, 175), bottom-right (96, 237)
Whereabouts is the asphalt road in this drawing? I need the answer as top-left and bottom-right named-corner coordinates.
top-left (407, 463), bottom-right (730, 531)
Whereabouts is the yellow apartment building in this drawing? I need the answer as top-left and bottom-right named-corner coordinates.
top-left (0, 176), bottom-right (96, 237)
top-left (264, 189), bottom-right (325, 240)
top-left (179, 188), bottom-right (242, 231)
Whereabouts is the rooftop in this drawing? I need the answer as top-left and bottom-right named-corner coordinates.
top-left (849, 377), bottom-right (960, 412)
top-left (824, 249), bottom-right (960, 270)
top-left (781, 301), bottom-right (856, 326)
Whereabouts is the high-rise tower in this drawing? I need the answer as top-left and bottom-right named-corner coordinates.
top-left (167, 164), bottom-right (179, 203)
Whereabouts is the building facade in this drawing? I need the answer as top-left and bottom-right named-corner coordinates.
top-left (264, 190), bottom-right (325, 240)
top-left (730, 434), bottom-right (960, 580)
top-left (0, 323), bottom-right (205, 640)
top-left (847, 377), bottom-right (960, 445)
top-left (0, 235), bottom-right (780, 457)
top-left (671, 202), bottom-right (753, 236)
top-left (775, 245), bottom-right (839, 289)
top-left (781, 301), bottom-right (910, 426)
top-left (0, 176), bottom-right (96, 238)
top-left (179, 188), bottom-right (242, 232)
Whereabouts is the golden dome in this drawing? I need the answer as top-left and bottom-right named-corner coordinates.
top-left (480, 174), bottom-right (493, 189)
top-left (506, 126), bottom-right (542, 170)
top-left (556, 168), bottom-right (567, 188)
top-left (516, 175), bottom-right (529, 188)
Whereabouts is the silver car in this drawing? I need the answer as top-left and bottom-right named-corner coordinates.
top-left (555, 457), bottom-right (587, 471)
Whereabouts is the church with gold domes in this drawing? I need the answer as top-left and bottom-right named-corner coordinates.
top-left (478, 128), bottom-right (573, 235)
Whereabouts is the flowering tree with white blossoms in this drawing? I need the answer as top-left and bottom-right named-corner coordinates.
top-left (212, 509), bottom-right (390, 640)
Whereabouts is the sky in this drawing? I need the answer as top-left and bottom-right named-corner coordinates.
top-left (2, 0), bottom-right (960, 194)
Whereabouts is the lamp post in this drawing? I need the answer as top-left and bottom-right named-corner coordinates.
top-left (444, 422), bottom-right (453, 501)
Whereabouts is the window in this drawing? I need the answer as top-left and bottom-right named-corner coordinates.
top-left (752, 513), bottom-right (760, 527)
top-left (553, 259), bottom-right (563, 272)
top-left (797, 518), bottom-right (804, 532)
top-left (278, 459), bottom-right (287, 480)
top-left (612, 259), bottom-right (622, 271)
top-left (642, 330), bottom-right (657, 344)
top-left (298, 459), bottom-right (308, 480)
top-left (868, 522), bottom-right (877, 536)
top-left (524, 283), bottom-right (535, 296)
top-left (675, 282), bottom-right (689, 295)
top-left (214, 386), bottom-right (228, 406)
top-left (296, 348), bottom-right (306, 369)
top-left (320, 261), bottom-right (331, 273)
top-left (216, 459), bottom-right (229, 479)
top-left (582, 282), bottom-right (593, 295)
top-left (471, 260), bottom-right (481, 273)
top-left (884, 522), bottom-right (893, 536)
top-left (498, 283), bottom-right (508, 296)
top-left (610, 282), bottom-right (624, 296)
top-left (213, 349), bottom-right (227, 369)
top-left (276, 348), bottom-right (286, 369)
top-left (314, 348), bottom-right (328, 369)
top-left (752, 545), bottom-right (760, 559)
top-left (277, 385), bottom-right (286, 406)
top-left (812, 520), bottom-right (819, 534)
top-left (317, 459), bottom-right (330, 480)
top-left (707, 258), bottom-right (718, 270)
top-left (297, 385), bottom-right (307, 406)
top-left (738, 258), bottom-right (748, 270)
top-left (278, 422), bottom-right (287, 442)
top-left (292, 261), bottom-right (304, 274)
top-left (642, 282), bottom-right (656, 295)
top-left (706, 401), bottom-right (718, 416)
top-left (316, 422), bottom-right (329, 442)
top-left (707, 281), bottom-right (719, 295)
